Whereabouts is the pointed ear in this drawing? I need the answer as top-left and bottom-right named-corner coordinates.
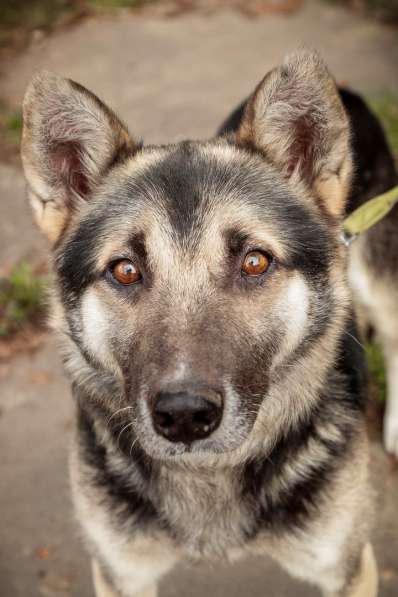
top-left (237, 50), bottom-right (352, 217)
top-left (21, 71), bottom-right (136, 244)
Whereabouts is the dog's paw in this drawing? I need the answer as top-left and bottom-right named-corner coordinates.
top-left (384, 409), bottom-right (398, 458)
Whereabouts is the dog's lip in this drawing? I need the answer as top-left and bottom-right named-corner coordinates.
top-left (135, 429), bottom-right (245, 462)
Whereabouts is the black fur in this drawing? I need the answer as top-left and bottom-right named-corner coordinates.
top-left (77, 403), bottom-right (158, 526)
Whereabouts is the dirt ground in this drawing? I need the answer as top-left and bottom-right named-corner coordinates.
top-left (1, 1), bottom-right (398, 595)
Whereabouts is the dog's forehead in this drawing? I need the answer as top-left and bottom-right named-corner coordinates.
top-left (106, 141), bottom-right (329, 252)
top-left (96, 141), bottom-right (306, 245)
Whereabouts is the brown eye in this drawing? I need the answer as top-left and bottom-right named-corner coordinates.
top-left (241, 251), bottom-right (271, 276)
top-left (111, 260), bottom-right (141, 285)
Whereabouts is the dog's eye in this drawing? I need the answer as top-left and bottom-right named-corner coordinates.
top-left (241, 251), bottom-right (271, 276)
top-left (111, 260), bottom-right (141, 285)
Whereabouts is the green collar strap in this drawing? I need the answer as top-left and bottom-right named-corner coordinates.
top-left (341, 185), bottom-right (398, 246)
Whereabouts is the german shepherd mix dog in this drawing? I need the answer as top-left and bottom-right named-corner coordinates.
top-left (22, 50), bottom-right (395, 597)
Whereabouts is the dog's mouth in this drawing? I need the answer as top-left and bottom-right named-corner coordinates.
top-left (135, 429), bottom-right (254, 462)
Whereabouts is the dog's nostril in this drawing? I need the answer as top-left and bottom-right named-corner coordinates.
top-left (193, 409), bottom-right (214, 426)
top-left (152, 389), bottom-right (223, 444)
top-left (155, 412), bottom-right (175, 429)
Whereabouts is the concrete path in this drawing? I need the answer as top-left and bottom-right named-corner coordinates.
top-left (1, 1), bottom-right (398, 595)
top-left (2, 0), bottom-right (398, 146)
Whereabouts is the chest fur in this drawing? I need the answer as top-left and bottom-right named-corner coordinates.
top-left (149, 466), bottom-right (255, 560)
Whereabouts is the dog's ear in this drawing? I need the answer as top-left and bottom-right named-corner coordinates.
top-left (21, 71), bottom-right (136, 243)
top-left (237, 50), bottom-right (352, 217)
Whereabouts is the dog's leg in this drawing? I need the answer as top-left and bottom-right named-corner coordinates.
top-left (269, 537), bottom-right (378, 597)
top-left (92, 558), bottom-right (159, 597)
top-left (71, 463), bottom-right (179, 597)
top-left (267, 449), bottom-right (377, 597)
top-left (92, 560), bottom-right (120, 597)
top-left (321, 543), bottom-right (378, 597)
top-left (382, 343), bottom-right (398, 458)
top-left (342, 543), bottom-right (378, 597)
top-left (278, 541), bottom-right (378, 597)
top-left (349, 245), bottom-right (398, 458)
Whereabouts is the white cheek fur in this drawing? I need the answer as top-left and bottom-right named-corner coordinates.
top-left (283, 274), bottom-right (310, 351)
top-left (81, 288), bottom-right (121, 375)
top-left (271, 274), bottom-right (310, 369)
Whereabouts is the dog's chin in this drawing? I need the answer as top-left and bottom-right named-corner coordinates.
top-left (134, 426), bottom-right (254, 464)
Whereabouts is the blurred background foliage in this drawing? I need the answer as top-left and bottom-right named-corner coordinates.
top-left (0, 262), bottom-right (47, 338)
top-left (370, 94), bottom-right (398, 155)
top-left (0, 0), bottom-right (151, 52)
top-left (334, 0), bottom-right (398, 22)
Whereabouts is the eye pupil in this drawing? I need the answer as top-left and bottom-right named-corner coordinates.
top-left (111, 259), bottom-right (141, 285)
top-left (242, 251), bottom-right (270, 276)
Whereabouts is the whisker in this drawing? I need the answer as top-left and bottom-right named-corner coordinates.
top-left (116, 421), bottom-right (135, 448)
top-left (129, 437), bottom-right (139, 458)
top-left (107, 406), bottom-right (134, 427)
top-left (345, 331), bottom-right (365, 351)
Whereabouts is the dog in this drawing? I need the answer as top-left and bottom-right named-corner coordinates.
top-left (218, 85), bottom-right (398, 459)
top-left (21, 50), bottom-right (380, 597)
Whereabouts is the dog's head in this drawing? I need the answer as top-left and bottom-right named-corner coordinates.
top-left (22, 50), bottom-right (352, 461)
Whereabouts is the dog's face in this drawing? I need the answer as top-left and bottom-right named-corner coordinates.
top-left (22, 51), bottom-right (352, 460)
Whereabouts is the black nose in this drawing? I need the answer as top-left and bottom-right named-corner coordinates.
top-left (152, 388), bottom-right (223, 444)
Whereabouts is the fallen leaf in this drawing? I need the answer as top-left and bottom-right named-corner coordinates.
top-left (36, 546), bottom-right (50, 560)
top-left (381, 567), bottom-right (396, 581)
top-left (28, 370), bottom-right (54, 385)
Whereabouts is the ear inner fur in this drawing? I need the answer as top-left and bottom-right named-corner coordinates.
top-left (236, 50), bottom-right (353, 218)
top-left (21, 71), bottom-right (137, 244)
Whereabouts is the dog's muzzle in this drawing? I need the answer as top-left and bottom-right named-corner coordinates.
top-left (152, 384), bottom-right (223, 444)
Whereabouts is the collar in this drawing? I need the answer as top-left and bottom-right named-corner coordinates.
top-left (341, 185), bottom-right (398, 247)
